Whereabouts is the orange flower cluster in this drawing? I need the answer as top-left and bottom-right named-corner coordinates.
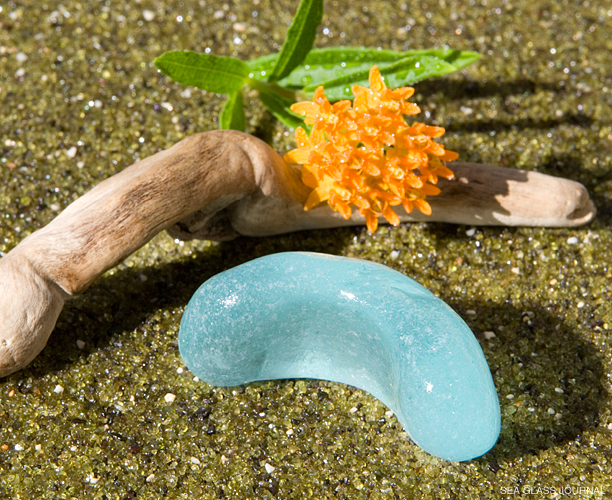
top-left (284, 66), bottom-right (458, 232)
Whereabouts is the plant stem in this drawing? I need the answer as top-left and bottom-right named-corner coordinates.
top-left (247, 78), bottom-right (300, 102)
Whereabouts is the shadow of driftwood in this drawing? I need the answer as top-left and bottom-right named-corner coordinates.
top-left (11, 224), bottom-right (605, 469)
top-left (21, 227), bottom-right (358, 378)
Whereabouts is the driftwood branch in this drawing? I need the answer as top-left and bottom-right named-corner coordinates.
top-left (0, 130), bottom-right (595, 377)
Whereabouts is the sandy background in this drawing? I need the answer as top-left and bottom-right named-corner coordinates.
top-left (1, 0), bottom-right (611, 498)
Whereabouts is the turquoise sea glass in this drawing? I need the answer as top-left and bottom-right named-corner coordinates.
top-left (179, 252), bottom-right (500, 461)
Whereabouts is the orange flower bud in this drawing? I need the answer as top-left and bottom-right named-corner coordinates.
top-left (283, 66), bottom-right (457, 232)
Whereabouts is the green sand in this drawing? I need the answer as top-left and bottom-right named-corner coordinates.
top-left (1, 0), bottom-right (612, 498)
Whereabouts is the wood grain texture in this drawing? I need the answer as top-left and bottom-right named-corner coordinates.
top-left (0, 130), bottom-right (306, 376)
top-left (207, 162), bottom-right (595, 236)
top-left (0, 130), bottom-right (596, 377)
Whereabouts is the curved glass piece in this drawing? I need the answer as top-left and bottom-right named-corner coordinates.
top-left (179, 252), bottom-right (500, 461)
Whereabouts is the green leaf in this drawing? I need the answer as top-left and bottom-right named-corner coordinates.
top-left (427, 48), bottom-right (481, 70)
top-left (248, 47), bottom-right (480, 90)
top-left (154, 51), bottom-right (250, 94)
top-left (303, 55), bottom-right (459, 101)
top-left (258, 88), bottom-right (306, 131)
top-left (247, 53), bottom-right (282, 77)
top-left (268, 0), bottom-right (323, 83)
top-left (248, 47), bottom-right (403, 83)
top-left (219, 91), bottom-right (245, 131)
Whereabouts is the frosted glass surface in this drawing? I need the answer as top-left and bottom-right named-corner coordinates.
top-left (179, 252), bottom-right (500, 461)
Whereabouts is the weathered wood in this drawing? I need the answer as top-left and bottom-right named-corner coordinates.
top-left (0, 130), bottom-right (307, 376)
top-left (0, 130), bottom-right (596, 377)
top-left (222, 162), bottom-right (595, 236)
